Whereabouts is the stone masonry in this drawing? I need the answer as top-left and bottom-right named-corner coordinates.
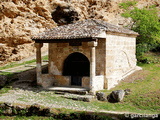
top-left (32, 19), bottom-right (139, 93)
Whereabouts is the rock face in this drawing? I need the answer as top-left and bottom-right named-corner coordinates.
top-left (0, 43), bottom-right (36, 65)
top-left (0, 0), bottom-right (159, 65)
top-left (0, 0), bottom-right (56, 46)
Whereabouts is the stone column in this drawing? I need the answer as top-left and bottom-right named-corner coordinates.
top-left (88, 41), bottom-right (98, 94)
top-left (104, 39), bottom-right (108, 89)
top-left (104, 54), bottom-right (108, 89)
top-left (35, 43), bottom-right (43, 85)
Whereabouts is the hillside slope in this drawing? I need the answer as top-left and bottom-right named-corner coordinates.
top-left (0, 0), bottom-right (159, 65)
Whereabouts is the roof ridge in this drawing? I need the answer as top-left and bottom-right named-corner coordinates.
top-left (91, 19), bottom-right (107, 30)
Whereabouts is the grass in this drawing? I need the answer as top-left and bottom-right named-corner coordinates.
top-left (0, 86), bottom-right (12, 95)
top-left (0, 53), bottom-right (159, 116)
top-left (142, 52), bottom-right (160, 64)
top-left (0, 72), bottom-right (14, 76)
top-left (99, 62), bottom-right (160, 114)
top-left (119, 0), bottom-right (137, 10)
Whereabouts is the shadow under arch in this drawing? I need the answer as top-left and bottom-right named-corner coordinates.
top-left (63, 52), bottom-right (90, 86)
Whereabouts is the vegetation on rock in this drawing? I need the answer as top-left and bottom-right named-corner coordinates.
top-left (119, 0), bottom-right (137, 10)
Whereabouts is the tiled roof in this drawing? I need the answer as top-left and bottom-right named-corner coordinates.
top-left (32, 19), bottom-right (138, 40)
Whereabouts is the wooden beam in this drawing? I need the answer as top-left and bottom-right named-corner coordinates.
top-left (32, 38), bottom-right (98, 43)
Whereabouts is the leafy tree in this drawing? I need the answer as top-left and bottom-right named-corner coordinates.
top-left (120, 2), bottom-right (160, 63)
top-left (122, 7), bottom-right (160, 46)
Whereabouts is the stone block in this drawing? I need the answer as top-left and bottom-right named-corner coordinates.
top-left (42, 74), bottom-right (54, 88)
top-left (82, 77), bottom-right (90, 88)
top-left (54, 75), bottom-right (70, 86)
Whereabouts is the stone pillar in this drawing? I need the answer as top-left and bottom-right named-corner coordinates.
top-left (104, 38), bottom-right (108, 89)
top-left (88, 41), bottom-right (98, 94)
top-left (35, 43), bottom-right (43, 85)
top-left (104, 55), bottom-right (108, 89)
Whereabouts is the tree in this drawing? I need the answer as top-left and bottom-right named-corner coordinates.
top-left (122, 7), bottom-right (160, 45)
top-left (120, 3), bottom-right (160, 62)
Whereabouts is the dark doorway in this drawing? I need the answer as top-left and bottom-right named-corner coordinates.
top-left (71, 76), bottom-right (82, 86)
top-left (63, 52), bottom-right (90, 86)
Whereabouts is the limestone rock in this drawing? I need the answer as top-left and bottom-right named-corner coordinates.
top-left (0, 43), bottom-right (49, 66)
top-left (72, 96), bottom-right (91, 102)
top-left (0, 75), bottom-right (7, 87)
top-left (107, 90), bottom-right (125, 102)
top-left (96, 92), bottom-right (107, 101)
top-left (0, 0), bottom-right (159, 65)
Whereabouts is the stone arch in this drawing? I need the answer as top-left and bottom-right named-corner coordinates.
top-left (63, 52), bottom-right (90, 76)
top-left (63, 52), bottom-right (90, 86)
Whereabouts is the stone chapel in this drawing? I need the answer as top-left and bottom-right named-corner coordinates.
top-left (32, 19), bottom-right (140, 93)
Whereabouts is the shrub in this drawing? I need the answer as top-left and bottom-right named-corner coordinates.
top-left (122, 7), bottom-right (160, 45)
top-left (120, 2), bottom-right (160, 63)
top-left (119, 0), bottom-right (137, 10)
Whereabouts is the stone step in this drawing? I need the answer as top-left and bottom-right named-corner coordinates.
top-left (46, 86), bottom-right (89, 95)
top-left (63, 93), bottom-right (95, 102)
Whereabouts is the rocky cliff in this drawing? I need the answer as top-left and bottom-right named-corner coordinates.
top-left (0, 0), bottom-right (159, 65)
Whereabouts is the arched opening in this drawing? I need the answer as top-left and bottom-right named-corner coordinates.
top-left (63, 52), bottom-right (90, 86)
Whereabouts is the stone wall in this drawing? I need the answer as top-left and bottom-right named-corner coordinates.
top-left (93, 75), bottom-right (104, 91)
top-left (105, 34), bottom-right (137, 89)
top-left (96, 39), bottom-right (106, 76)
top-left (39, 34), bottom-right (137, 90)
top-left (48, 42), bottom-right (90, 87)
top-left (46, 39), bottom-right (106, 89)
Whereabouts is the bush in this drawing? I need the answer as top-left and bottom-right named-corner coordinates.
top-left (136, 55), bottom-right (150, 64)
top-left (151, 44), bottom-right (160, 52)
top-left (136, 43), bottom-right (159, 56)
top-left (119, 0), bottom-right (137, 10)
top-left (122, 7), bottom-right (160, 45)
top-left (120, 2), bottom-right (160, 62)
